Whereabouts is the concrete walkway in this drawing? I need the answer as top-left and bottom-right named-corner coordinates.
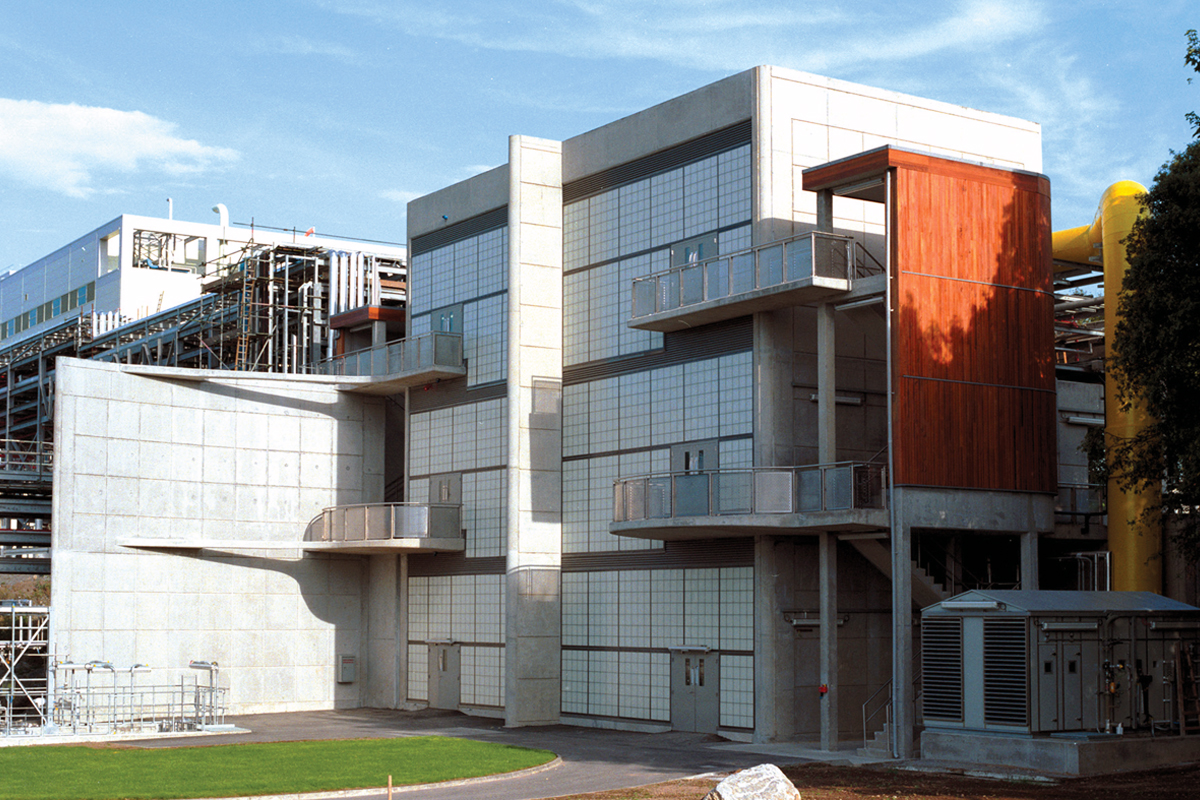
top-left (125, 708), bottom-right (892, 800)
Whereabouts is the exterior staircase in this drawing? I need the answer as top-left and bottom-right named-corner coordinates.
top-left (847, 538), bottom-right (950, 608)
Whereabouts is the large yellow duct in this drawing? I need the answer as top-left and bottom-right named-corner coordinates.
top-left (1053, 181), bottom-right (1159, 592)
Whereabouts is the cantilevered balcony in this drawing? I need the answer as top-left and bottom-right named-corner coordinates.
top-left (611, 462), bottom-right (888, 540)
top-left (317, 331), bottom-right (465, 394)
top-left (629, 232), bottom-right (880, 332)
top-left (302, 502), bottom-right (464, 554)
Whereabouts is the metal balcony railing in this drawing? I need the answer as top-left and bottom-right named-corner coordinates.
top-left (630, 232), bottom-right (858, 321)
top-left (1055, 483), bottom-right (1106, 515)
top-left (317, 331), bottom-right (463, 379)
top-left (613, 462), bottom-right (887, 523)
top-left (303, 502), bottom-right (463, 543)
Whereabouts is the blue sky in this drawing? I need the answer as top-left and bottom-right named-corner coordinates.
top-left (0, 1), bottom-right (1195, 271)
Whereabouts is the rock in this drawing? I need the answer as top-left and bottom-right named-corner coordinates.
top-left (703, 763), bottom-right (801, 800)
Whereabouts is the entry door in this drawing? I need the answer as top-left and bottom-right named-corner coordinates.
top-left (431, 473), bottom-right (461, 505)
top-left (671, 650), bottom-right (719, 732)
top-left (671, 440), bottom-right (718, 474)
top-left (427, 643), bottom-right (461, 710)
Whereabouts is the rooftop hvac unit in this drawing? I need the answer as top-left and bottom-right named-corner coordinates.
top-left (921, 590), bottom-right (1200, 735)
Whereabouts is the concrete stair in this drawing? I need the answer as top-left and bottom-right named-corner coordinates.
top-left (857, 724), bottom-right (893, 759)
top-left (846, 538), bottom-right (950, 608)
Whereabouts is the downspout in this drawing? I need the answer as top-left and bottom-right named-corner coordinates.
top-left (1052, 181), bottom-right (1158, 593)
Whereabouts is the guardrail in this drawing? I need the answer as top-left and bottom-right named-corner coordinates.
top-left (0, 440), bottom-right (53, 477)
top-left (317, 331), bottom-right (463, 378)
top-left (613, 462), bottom-right (886, 522)
top-left (631, 232), bottom-right (856, 321)
top-left (303, 502), bottom-right (463, 542)
top-left (1056, 483), bottom-right (1105, 515)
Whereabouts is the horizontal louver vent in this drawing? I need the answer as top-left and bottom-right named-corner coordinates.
top-left (983, 618), bottom-right (1028, 726)
top-left (411, 207), bottom-right (508, 256)
top-left (922, 617), bottom-right (963, 721)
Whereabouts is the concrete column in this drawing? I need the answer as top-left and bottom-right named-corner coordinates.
top-left (816, 189), bottom-right (834, 233)
top-left (504, 135), bottom-right (564, 727)
top-left (890, 491), bottom-right (915, 758)
top-left (817, 302), bottom-right (835, 464)
top-left (754, 536), bottom-right (796, 742)
top-left (364, 554), bottom-right (399, 707)
top-left (1020, 532), bottom-right (1039, 590)
top-left (371, 319), bottom-right (388, 349)
top-left (819, 531), bottom-right (838, 751)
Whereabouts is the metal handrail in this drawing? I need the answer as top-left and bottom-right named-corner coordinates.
top-left (0, 440), bottom-right (53, 476)
top-left (317, 331), bottom-right (463, 378)
top-left (613, 462), bottom-right (886, 522)
top-left (861, 679), bottom-right (892, 752)
top-left (303, 501), bottom-right (463, 543)
top-left (630, 231), bottom-right (854, 320)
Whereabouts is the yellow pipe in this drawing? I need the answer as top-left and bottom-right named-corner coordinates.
top-left (1053, 181), bottom-right (1159, 592)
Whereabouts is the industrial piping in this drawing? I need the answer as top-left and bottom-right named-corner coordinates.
top-left (1052, 181), bottom-right (1160, 593)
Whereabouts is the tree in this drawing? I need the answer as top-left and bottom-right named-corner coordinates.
top-left (1103, 31), bottom-right (1200, 561)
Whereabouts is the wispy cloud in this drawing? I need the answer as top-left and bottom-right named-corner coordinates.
top-left (0, 99), bottom-right (238, 198)
top-left (321, 0), bottom-right (1040, 73)
top-left (272, 34), bottom-right (362, 64)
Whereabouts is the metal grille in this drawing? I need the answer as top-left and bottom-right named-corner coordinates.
top-left (753, 471), bottom-right (793, 513)
top-left (921, 617), bottom-right (964, 721)
top-left (983, 618), bottom-right (1028, 726)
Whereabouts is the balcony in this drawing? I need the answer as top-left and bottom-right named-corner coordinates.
top-left (629, 232), bottom-right (880, 332)
top-left (611, 462), bottom-right (888, 540)
top-left (317, 331), bottom-right (465, 394)
top-left (302, 502), bottom-right (464, 554)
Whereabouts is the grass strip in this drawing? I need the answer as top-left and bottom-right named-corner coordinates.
top-left (0, 736), bottom-right (555, 800)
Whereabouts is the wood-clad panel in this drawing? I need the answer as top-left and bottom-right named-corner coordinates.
top-left (890, 155), bottom-right (1054, 492)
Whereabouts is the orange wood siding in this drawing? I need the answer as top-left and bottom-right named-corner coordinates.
top-left (890, 160), bottom-right (1055, 492)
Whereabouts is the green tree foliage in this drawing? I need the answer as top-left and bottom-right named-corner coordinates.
top-left (1188, 29), bottom-right (1200, 136)
top-left (1104, 31), bottom-right (1200, 560)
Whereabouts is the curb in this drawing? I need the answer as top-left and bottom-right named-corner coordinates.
top-left (186, 755), bottom-right (564, 800)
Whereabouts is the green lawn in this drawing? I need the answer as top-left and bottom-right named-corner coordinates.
top-left (0, 736), bottom-right (556, 800)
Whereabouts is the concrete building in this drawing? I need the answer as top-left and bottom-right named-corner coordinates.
top-left (34, 66), bottom-right (1189, 755)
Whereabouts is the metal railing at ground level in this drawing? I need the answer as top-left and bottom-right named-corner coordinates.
top-left (317, 331), bottom-right (462, 378)
top-left (304, 502), bottom-right (464, 543)
top-left (613, 462), bottom-right (887, 523)
top-left (51, 663), bottom-right (227, 735)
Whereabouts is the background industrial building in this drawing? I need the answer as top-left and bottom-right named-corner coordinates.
top-left (2, 66), bottom-right (1198, 764)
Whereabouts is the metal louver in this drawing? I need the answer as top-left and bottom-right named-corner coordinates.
top-left (983, 618), bottom-right (1028, 726)
top-left (921, 617), bottom-right (963, 721)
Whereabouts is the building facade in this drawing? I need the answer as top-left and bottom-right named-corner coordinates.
top-left (43, 66), bottom-right (1117, 753)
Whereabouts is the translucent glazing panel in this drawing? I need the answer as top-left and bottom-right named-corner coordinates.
top-left (647, 478), bottom-right (671, 518)
top-left (674, 473), bottom-right (711, 517)
top-left (754, 471), bottom-right (794, 513)
top-left (706, 258), bottom-right (729, 300)
top-left (759, 245), bottom-right (783, 287)
top-left (633, 280), bottom-right (655, 318)
top-left (730, 253), bottom-right (754, 294)
top-left (713, 471), bottom-right (752, 514)
top-left (657, 272), bottom-right (680, 311)
top-left (680, 264), bottom-right (704, 306)
top-left (825, 466), bottom-right (852, 510)
top-left (786, 237), bottom-right (813, 281)
top-left (797, 469), bottom-right (822, 512)
top-left (815, 236), bottom-right (850, 279)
